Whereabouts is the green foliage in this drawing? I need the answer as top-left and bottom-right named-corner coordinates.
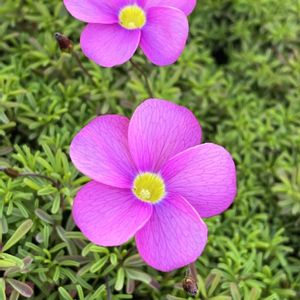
top-left (1, 0), bottom-right (300, 299)
top-left (272, 154), bottom-right (300, 216)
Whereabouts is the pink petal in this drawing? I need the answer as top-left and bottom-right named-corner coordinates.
top-left (80, 24), bottom-right (141, 67)
top-left (70, 115), bottom-right (137, 188)
top-left (63, 0), bottom-right (117, 23)
top-left (73, 181), bottom-right (153, 246)
top-left (140, 7), bottom-right (188, 66)
top-left (135, 193), bottom-right (207, 272)
top-left (161, 143), bottom-right (237, 218)
top-left (64, 0), bottom-right (147, 23)
top-left (145, 0), bottom-right (196, 15)
top-left (128, 99), bottom-right (202, 172)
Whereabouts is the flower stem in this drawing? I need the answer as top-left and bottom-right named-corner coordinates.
top-left (105, 276), bottom-right (112, 300)
top-left (188, 263), bottom-right (198, 281)
top-left (19, 173), bottom-right (60, 189)
top-left (72, 50), bottom-right (97, 85)
top-left (130, 59), bottom-right (154, 98)
top-left (54, 32), bottom-right (96, 86)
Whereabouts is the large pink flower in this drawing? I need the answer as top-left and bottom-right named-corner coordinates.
top-left (63, 0), bottom-right (196, 67)
top-left (70, 99), bottom-right (237, 272)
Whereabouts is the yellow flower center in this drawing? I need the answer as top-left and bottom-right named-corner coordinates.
top-left (119, 5), bottom-right (146, 30)
top-left (133, 173), bottom-right (166, 203)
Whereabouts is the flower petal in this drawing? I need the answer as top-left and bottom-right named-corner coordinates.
top-left (135, 193), bottom-right (207, 272)
top-left (63, 0), bottom-right (118, 23)
top-left (73, 181), bottom-right (153, 246)
top-left (70, 115), bottom-right (137, 188)
top-left (128, 99), bottom-right (202, 172)
top-left (140, 7), bottom-right (188, 66)
top-left (145, 0), bottom-right (196, 15)
top-left (64, 0), bottom-right (148, 23)
top-left (161, 143), bottom-right (237, 218)
top-left (80, 24), bottom-right (141, 67)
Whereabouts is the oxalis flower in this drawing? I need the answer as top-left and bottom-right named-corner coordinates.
top-left (70, 99), bottom-right (237, 272)
top-left (63, 0), bottom-right (196, 67)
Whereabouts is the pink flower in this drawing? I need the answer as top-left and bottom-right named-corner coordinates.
top-left (63, 0), bottom-right (196, 67)
top-left (70, 99), bottom-right (237, 272)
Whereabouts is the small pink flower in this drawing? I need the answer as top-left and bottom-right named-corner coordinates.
top-left (70, 99), bottom-right (237, 272)
top-left (63, 0), bottom-right (196, 67)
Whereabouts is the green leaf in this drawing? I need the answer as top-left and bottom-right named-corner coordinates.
top-left (115, 268), bottom-right (125, 291)
top-left (230, 283), bottom-right (241, 300)
top-left (23, 256), bottom-right (33, 267)
top-left (4, 266), bottom-right (22, 277)
top-left (6, 279), bottom-right (33, 298)
top-left (34, 209), bottom-right (55, 224)
top-left (8, 290), bottom-right (19, 300)
top-left (37, 185), bottom-right (57, 196)
top-left (76, 285), bottom-right (84, 300)
top-left (110, 253), bottom-right (118, 266)
top-left (0, 253), bottom-right (23, 266)
top-left (0, 260), bottom-right (16, 268)
top-left (0, 278), bottom-right (6, 300)
top-left (166, 295), bottom-right (185, 300)
top-left (124, 254), bottom-right (145, 268)
top-left (208, 273), bottom-right (221, 296)
top-left (82, 244), bottom-right (109, 256)
top-left (247, 287), bottom-right (260, 300)
top-left (2, 220), bottom-right (33, 252)
top-left (58, 287), bottom-right (73, 300)
top-left (126, 278), bottom-right (135, 294)
top-left (209, 297), bottom-right (232, 300)
top-left (53, 266), bottom-right (60, 283)
top-left (23, 178), bottom-right (41, 191)
top-left (64, 232), bottom-right (85, 239)
top-left (51, 194), bottom-right (61, 214)
top-left (90, 256), bottom-right (108, 273)
top-left (125, 268), bottom-right (152, 285)
top-left (0, 219), bottom-right (3, 244)
top-left (90, 284), bottom-right (106, 300)
top-left (198, 275), bottom-right (207, 297)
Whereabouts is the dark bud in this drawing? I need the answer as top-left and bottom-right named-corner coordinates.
top-left (183, 276), bottom-right (198, 297)
top-left (4, 168), bottom-right (20, 179)
top-left (54, 32), bottom-right (73, 52)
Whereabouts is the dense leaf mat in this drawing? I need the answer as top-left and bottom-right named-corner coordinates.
top-left (0, 0), bottom-right (300, 299)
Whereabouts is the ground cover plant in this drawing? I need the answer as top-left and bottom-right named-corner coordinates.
top-left (0, 0), bottom-right (300, 299)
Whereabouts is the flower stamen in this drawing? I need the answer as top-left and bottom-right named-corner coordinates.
top-left (119, 5), bottom-right (146, 30)
top-left (133, 173), bottom-right (166, 203)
